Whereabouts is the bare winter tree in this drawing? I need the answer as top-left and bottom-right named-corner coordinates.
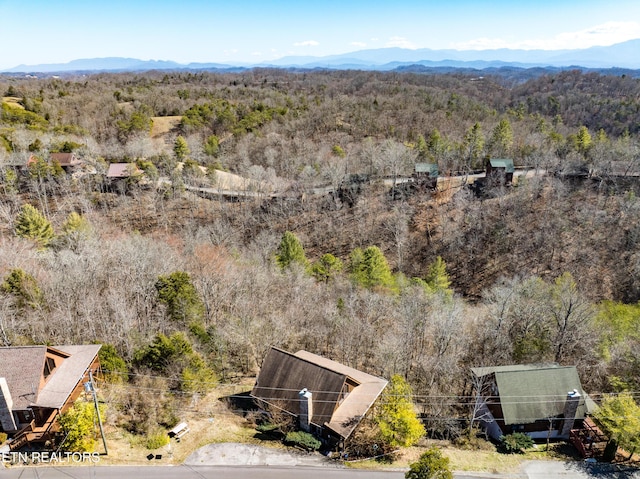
top-left (468, 371), bottom-right (496, 440)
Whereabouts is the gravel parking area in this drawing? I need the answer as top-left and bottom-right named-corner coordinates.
top-left (184, 443), bottom-right (339, 467)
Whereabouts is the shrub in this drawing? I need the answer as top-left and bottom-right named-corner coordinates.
top-left (113, 376), bottom-right (179, 435)
top-left (284, 431), bottom-right (321, 451)
top-left (405, 446), bottom-right (453, 479)
top-left (343, 417), bottom-right (395, 459)
top-left (180, 353), bottom-right (217, 394)
top-left (259, 400), bottom-right (296, 434)
top-left (376, 375), bottom-right (425, 448)
top-left (98, 344), bottom-right (128, 383)
top-left (256, 422), bottom-right (280, 434)
top-left (133, 332), bottom-right (193, 372)
top-left (58, 402), bottom-right (106, 452)
top-left (453, 429), bottom-right (494, 450)
top-left (499, 432), bottom-right (534, 454)
top-left (1, 268), bottom-right (44, 309)
top-left (145, 428), bottom-right (170, 450)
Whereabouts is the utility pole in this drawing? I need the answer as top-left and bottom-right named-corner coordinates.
top-left (87, 370), bottom-right (108, 455)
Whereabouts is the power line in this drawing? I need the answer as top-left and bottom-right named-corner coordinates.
top-left (98, 368), bottom-right (640, 401)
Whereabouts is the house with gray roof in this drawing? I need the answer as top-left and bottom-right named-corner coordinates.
top-left (0, 344), bottom-right (101, 451)
top-left (251, 347), bottom-right (388, 447)
top-left (471, 364), bottom-right (595, 440)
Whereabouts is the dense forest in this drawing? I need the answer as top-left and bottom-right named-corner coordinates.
top-left (1, 68), bottom-right (639, 444)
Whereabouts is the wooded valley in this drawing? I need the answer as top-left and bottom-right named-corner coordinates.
top-left (1, 68), bottom-right (639, 445)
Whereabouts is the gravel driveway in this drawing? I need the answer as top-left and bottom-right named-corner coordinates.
top-left (184, 443), bottom-right (339, 468)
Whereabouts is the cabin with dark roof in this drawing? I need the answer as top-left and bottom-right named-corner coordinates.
top-left (470, 364), bottom-right (595, 441)
top-left (105, 162), bottom-right (144, 192)
top-left (0, 344), bottom-right (101, 451)
top-left (106, 162), bottom-right (142, 179)
top-left (50, 152), bottom-right (83, 172)
top-left (251, 347), bottom-right (388, 447)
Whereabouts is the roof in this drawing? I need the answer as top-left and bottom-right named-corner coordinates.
top-left (0, 346), bottom-right (48, 410)
top-left (2, 157), bottom-right (29, 167)
top-left (106, 163), bottom-right (141, 178)
top-left (0, 344), bottom-right (101, 410)
top-left (472, 364), bottom-right (594, 425)
top-left (489, 158), bottom-right (515, 172)
top-left (36, 345), bottom-right (101, 409)
top-left (50, 152), bottom-right (81, 167)
top-left (415, 163), bottom-right (439, 176)
top-left (251, 348), bottom-right (388, 438)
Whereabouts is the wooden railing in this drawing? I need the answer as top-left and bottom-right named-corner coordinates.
top-left (9, 421), bottom-right (35, 451)
top-left (9, 409), bottom-right (59, 451)
top-left (570, 418), bottom-right (608, 459)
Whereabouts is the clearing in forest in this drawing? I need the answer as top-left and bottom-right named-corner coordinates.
top-left (151, 116), bottom-right (182, 138)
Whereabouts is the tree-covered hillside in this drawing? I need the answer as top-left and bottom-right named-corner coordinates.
top-left (1, 69), bottom-right (639, 444)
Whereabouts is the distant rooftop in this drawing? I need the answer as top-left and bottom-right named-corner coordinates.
top-left (415, 163), bottom-right (439, 176)
top-left (489, 158), bottom-right (515, 173)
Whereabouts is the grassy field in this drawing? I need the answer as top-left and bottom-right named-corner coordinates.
top-left (2, 97), bottom-right (24, 109)
top-left (345, 443), bottom-right (523, 474)
top-left (93, 380), bottom-right (638, 471)
top-left (98, 381), bottom-right (260, 466)
top-left (150, 116), bottom-right (181, 138)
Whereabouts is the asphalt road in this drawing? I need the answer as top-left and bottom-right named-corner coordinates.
top-left (0, 464), bottom-right (406, 479)
top-left (4, 461), bottom-right (639, 479)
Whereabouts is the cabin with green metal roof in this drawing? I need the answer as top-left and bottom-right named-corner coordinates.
top-left (471, 364), bottom-right (595, 441)
top-left (413, 163), bottom-right (438, 190)
top-left (485, 158), bottom-right (514, 185)
top-left (414, 163), bottom-right (439, 178)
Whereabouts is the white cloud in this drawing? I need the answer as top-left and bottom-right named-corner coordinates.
top-left (251, 51), bottom-right (263, 57)
top-left (293, 40), bottom-right (319, 47)
top-left (351, 41), bottom-right (367, 48)
top-left (549, 21), bottom-right (640, 49)
top-left (452, 21), bottom-right (640, 51)
top-left (385, 36), bottom-right (417, 49)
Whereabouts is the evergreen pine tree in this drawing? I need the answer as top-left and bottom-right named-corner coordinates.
top-left (350, 246), bottom-right (396, 290)
top-left (424, 256), bottom-right (452, 295)
top-left (14, 203), bottom-right (54, 247)
top-left (174, 135), bottom-right (190, 160)
top-left (155, 271), bottom-right (205, 324)
top-left (275, 231), bottom-right (308, 269)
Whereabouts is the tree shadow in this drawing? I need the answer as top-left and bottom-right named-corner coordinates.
top-left (564, 461), bottom-right (639, 478)
top-left (218, 390), bottom-right (255, 417)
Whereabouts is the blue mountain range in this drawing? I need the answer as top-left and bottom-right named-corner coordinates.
top-left (3, 39), bottom-right (640, 73)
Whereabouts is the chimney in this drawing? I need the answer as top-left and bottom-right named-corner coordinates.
top-left (0, 377), bottom-right (17, 431)
top-left (560, 389), bottom-right (581, 438)
top-left (298, 388), bottom-right (313, 432)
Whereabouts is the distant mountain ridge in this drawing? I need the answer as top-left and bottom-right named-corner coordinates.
top-left (2, 57), bottom-right (238, 74)
top-left (3, 39), bottom-right (640, 73)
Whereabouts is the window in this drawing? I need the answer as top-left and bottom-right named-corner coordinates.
top-left (43, 356), bottom-right (56, 379)
top-left (15, 409), bottom-right (33, 424)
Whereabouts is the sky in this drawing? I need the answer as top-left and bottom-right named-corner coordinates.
top-left (1, 0), bottom-right (640, 70)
